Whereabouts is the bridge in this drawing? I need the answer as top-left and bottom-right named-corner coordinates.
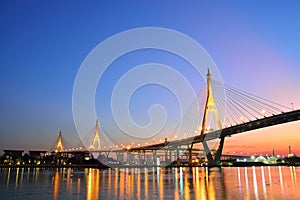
top-left (52, 70), bottom-right (300, 167)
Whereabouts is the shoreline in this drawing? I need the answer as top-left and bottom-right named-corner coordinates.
top-left (0, 163), bottom-right (299, 169)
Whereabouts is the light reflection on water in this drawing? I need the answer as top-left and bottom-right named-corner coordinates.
top-left (0, 166), bottom-right (299, 200)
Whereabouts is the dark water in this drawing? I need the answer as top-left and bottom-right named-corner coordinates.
top-left (0, 166), bottom-right (299, 200)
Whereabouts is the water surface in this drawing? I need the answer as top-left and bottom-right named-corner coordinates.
top-left (0, 166), bottom-right (299, 199)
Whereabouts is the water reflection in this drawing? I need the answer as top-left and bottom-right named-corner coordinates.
top-left (87, 168), bottom-right (99, 200)
top-left (261, 166), bottom-right (267, 199)
top-left (1, 166), bottom-right (300, 199)
top-left (53, 171), bottom-right (60, 200)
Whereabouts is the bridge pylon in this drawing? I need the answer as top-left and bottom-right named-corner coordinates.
top-left (200, 69), bottom-right (222, 134)
top-left (54, 130), bottom-right (64, 152)
top-left (199, 69), bottom-right (224, 166)
top-left (90, 120), bottom-right (102, 150)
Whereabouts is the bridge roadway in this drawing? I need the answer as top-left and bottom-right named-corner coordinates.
top-left (125, 109), bottom-right (300, 152)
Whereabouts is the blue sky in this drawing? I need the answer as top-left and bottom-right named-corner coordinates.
top-left (1, 1), bottom-right (300, 154)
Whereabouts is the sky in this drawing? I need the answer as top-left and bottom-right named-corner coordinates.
top-left (1, 1), bottom-right (300, 156)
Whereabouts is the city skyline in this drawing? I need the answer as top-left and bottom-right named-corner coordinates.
top-left (1, 1), bottom-right (300, 155)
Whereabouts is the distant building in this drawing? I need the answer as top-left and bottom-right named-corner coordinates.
top-left (29, 150), bottom-right (47, 160)
top-left (2, 150), bottom-right (24, 165)
top-left (3, 150), bottom-right (24, 157)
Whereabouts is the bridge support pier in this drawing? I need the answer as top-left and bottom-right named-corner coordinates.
top-left (176, 148), bottom-right (180, 166)
top-left (202, 136), bottom-right (225, 167)
top-left (188, 144), bottom-right (193, 166)
top-left (202, 141), bottom-right (214, 163)
top-left (116, 153), bottom-right (124, 164)
top-left (164, 150), bottom-right (168, 164)
top-left (215, 136), bottom-right (225, 163)
top-left (127, 152), bottom-right (133, 165)
top-left (153, 151), bottom-right (157, 165)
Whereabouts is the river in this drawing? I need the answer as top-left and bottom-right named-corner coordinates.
top-left (0, 166), bottom-right (299, 199)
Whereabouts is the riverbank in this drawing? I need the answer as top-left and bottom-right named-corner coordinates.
top-left (1, 162), bottom-right (299, 169)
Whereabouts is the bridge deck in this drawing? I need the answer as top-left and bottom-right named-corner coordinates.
top-left (127, 109), bottom-right (300, 151)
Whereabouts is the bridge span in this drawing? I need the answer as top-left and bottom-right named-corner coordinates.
top-left (53, 70), bottom-right (300, 167)
top-left (112, 109), bottom-right (299, 166)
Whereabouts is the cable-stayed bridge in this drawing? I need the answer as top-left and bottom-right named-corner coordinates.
top-left (52, 70), bottom-right (300, 167)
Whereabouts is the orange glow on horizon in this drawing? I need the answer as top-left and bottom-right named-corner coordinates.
top-left (223, 121), bottom-right (300, 156)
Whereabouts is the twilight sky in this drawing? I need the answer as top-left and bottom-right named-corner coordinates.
top-left (1, 1), bottom-right (299, 156)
